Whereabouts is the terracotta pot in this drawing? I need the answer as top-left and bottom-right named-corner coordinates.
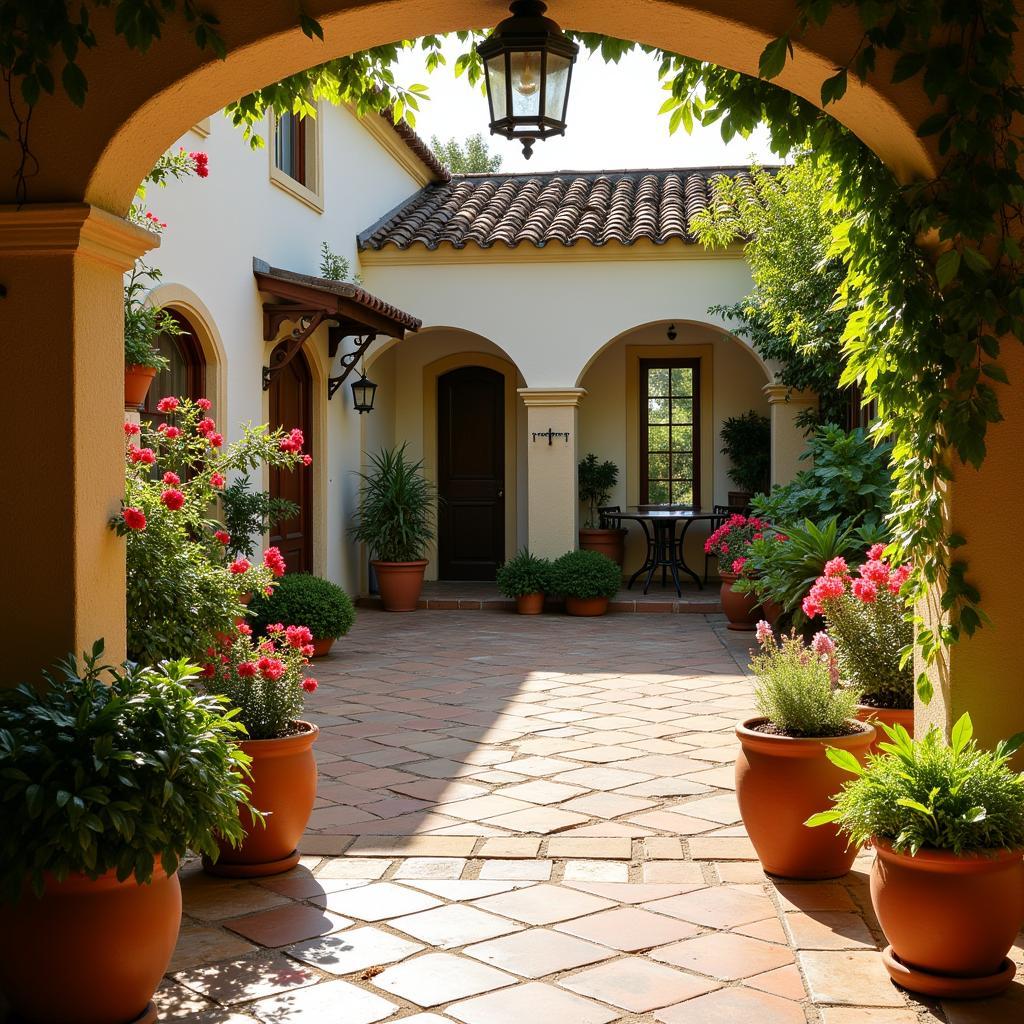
top-left (579, 528), bottom-right (628, 567)
top-left (565, 596), bottom-right (609, 616)
top-left (372, 559), bottom-right (428, 612)
top-left (516, 592), bottom-right (545, 615)
top-left (720, 572), bottom-right (760, 631)
top-left (206, 721), bottom-right (319, 877)
top-left (124, 364), bottom-right (157, 409)
top-left (762, 600), bottom-right (784, 625)
top-left (310, 636), bottom-right (335, 657)
top-left (728, 490), bottom-right (753, 508)
top-left (0, 866), bottom-right (181, 1024)
top-left (871, 838), bottom-right (1024, 997)
top-left (856, 703), bottom-right (914, 754)
top-left (735, 717), bottom-right (875, 879)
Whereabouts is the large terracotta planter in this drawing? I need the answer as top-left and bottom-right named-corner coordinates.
top-left (516, 592), bottom-right (545, 615)
top-left (735, 717), bottom-right (875, 879)
top-left (856, 703), bottom-right (914, 754)
top-left (720, 572), bottom-right (760, 631)
top-left (871, 838), bottom-right (1024, 998)
top-left (124, 364), bottom-right (157, 408)
top-left (762, 599), bottom-right (784, 626)
top-left (206, 721), bottom-right (319, 878)
top-left (310, 636), bottom-right (335, 657)
top-left (0, 866), bottom-right (181, 1024)
top-left (372, 559), bottom-right (428, 612)
top-left (565, 595), bottom-right (609, 616)
top-left (579, 527), bottom-right (628, 567)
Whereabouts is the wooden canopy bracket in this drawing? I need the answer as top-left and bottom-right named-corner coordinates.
top-left (327, 328), bottom-right (377, 400)
top-left (262, 309), bottom-right (327, 390)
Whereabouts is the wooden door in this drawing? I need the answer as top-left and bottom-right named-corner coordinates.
top-left (438, 366), bottom-right (505, 580)
top-left (269, 344), bottom-right (313, 574)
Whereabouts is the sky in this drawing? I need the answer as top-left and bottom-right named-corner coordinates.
top-left (392, 41), bottom-right (780, 174)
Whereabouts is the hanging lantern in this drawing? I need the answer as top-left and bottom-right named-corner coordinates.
top-left (350, 372), bottom-right (378, 414)
top-left (477, 1), bottom-right (579, 159)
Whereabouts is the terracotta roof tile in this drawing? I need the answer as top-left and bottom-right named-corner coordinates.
top-left (358, 167), bottom-right (756, 252)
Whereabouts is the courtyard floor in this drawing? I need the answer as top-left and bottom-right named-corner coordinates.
top-left (158, 611), bottom-right (1024, 1024)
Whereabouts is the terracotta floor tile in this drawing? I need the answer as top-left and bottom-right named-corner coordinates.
top-left (688, 836), bottom-right (758, 860)
top-left (942, 985), bottom-right (1024, 1024)
top-left (784, 910), bottom-right (878, 950)
top-left (629, 810), bottom-right (718, 834)
top-left (472, 883), bottom-right (615, 925)
top-left (344, 835), bottom-right (476, 857)
top-left (477, 837), bottom-right (541, 858)
top-left (552, 766), bottom-right (654, 789)
top-left (545, 837), bottom-right (631, 859)
top-left (555, 905), bottom-right (701, 951)
top-left (651, 931), bottom-right (794, 980)
top-left (484, 807), bottom-right (590, 834)
top-left (616, 778), bottom-right (712, 798)
top-left (401, 880), bottom-right (535, 900)
top-left (389, 903), bottom-right (524, 948)
top-left (560, 957), bottom-right (720, 1012)
top-left (464, 928), bottom-right (616, 977)
top-left (223, 902), bottom-right (351, 947)
top-left (390, 779), bottom-right (490, 803)
top-left (745, 963), bottom-right (807, 1001)
top-left (679, 793), bottom-right (742, 824)
top-left (642, 885), bottom-right (774, 927)
top-left (819, 1010), bottom-right (919, 1024)
top-left (312, 881), bottom-right (441, 921)
top-left (478, 859), bottom-right (552, 880)
top-left (713, 861), bottom-right (768, 883)
top-left (560, 792), bottom-right (656, 818)
top-left (642, 861), bottom-right (708, 884)
top-left (773, 881), bottom-right (857, 913)
top-left (568, 745), bottom-right (646, 763)
top-left (371, 951), bottom-right (516, 1007)
top-left (735, 915), bottom-right (790, 944)
top-left (392, 857), bottom-right (467, 879)
top-left (154, 980), bottom-right (215, 1017)
top-left (286, 926), bottom-right (423, 975)
top-left (495, 780), bottom-right (587, 804)
top-left (643, 837), bottom-right (686, 859)
top-left (499, 756), bottom-right (580, 777)
top-left (439, 794), bottom-right (535, 821)
top-left (563, 881), bottom-right (704, 904)
top-left (344, 768), bottom-right (421, 790)
top-left (562, 860), bottom-right (629, 882)
top-left (173, 952), bottom-right (318, 1005)
top-left (315, 857), bottom-right (392, 879)
top-left (447, 981), bottom-right (619, 1024)
top-left (798, 950), bottom-right (906, 1006)
top-left (252, 979), bottom-right (397, 1023)
top-left (169, 922), bottom-right (256, 973)
top-left (654, 984), bottom-right (806, 1024)
top-left (180, 879), bottom-right (291, 922)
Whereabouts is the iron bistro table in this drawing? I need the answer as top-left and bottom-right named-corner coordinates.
top-left (602, 507), bottom-right (720, 596)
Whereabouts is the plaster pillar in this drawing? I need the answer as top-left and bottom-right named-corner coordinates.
top-left (0, 204), bottom-right (157, 684)
top-left (916, 340), bottom-right (1024, 749)
top-left (763, 384), bottom-right (818, 486)
top-left (518, 387), bottom-right (586, 559)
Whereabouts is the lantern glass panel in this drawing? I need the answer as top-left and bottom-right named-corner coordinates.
top-left (544, 53), bottom-right (572, 122)
top-left (485, 54), bottom-right (509, 120)
top-left (510, 50), bottom-right (544, 118)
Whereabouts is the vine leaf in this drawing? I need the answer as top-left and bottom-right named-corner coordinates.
top-left (759, 36), bottom-right (792, 80)
top-left (935, 249), bottom-right (960, 288)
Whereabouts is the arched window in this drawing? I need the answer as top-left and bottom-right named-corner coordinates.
top-left (142, 309), bottom-right (207, 423)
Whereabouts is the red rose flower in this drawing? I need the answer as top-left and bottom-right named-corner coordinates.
top-left (160, 489), bottom-right (185, 511)
top-left (302, 678), bottom-right (318, 694)
top-left (196, 397), bottom-right (212, 411)
top-left (196, 417), bottom-right (216, 435)
top-left (237, 661), bottom-right (257, 678)
top-left (302, 454), bottom-right (313, 466)
top-left (229, 558), bottom-right (251, 575)
top-left (210, 472), bottom-right (225, 488)
top-left (208, 433), bottom-right (224, 448)
top-left (156, 396), bottom-right (179, 413)
top-left (123, 507), bottom-right (147, 530)
top-left (263, 546), bottom-right (287, 578)
top-left (162, 471), bottom-right (181, 486)
top-left (214, 530), bottom-right (230, 545)
top-left (285, 624), bottom-right (313, 649)
top-left (189, 151), bottom-right (209, 177)
top-left (123, 421), bottom-right (140, 436)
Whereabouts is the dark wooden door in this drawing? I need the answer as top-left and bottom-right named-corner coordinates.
top-left (269, 344), bottom-right (313, 574)
top-left (438, 366), bottom-right (505, 580)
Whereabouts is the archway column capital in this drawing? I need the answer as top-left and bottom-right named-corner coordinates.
top-left (762, 383), bottom-right (818, 407)
top-left (517, 386), bottom-right (587, 408)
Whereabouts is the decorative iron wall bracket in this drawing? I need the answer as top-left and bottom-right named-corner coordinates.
top-left (327, 328), bottom-right (377, 400)
top-left (532, 429), bottom-right (570, 445)
top-left (262, 309), bottom-right (328, 390)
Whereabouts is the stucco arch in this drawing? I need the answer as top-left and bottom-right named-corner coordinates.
top-left (366, 324), bottom-right (524, 381)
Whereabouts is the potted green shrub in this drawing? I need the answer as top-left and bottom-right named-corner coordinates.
top-left (0, 645), bottom-right (253, 1024)
top-left (808, 716), bottom-right (1024, 998)
top-left (350, 444), bottom-right (436, 612)
top-left (248, 573), bottom-right (356, 656)
top-left (496, 549), bottom-right (552, 614)
top-left (736, 625), bottom-right (874, 879)
top-left (550, 549), bottom-right (621, 616)
top-left (720, 410), bottom-right (770, 505)
top-left (219, 473), bottom-right (299, 560)
top-left (577, 453), bottom-right (627, 565)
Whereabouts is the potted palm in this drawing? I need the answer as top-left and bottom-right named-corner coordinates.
top-left (0, 646), bottom-right (252, 1024)
top-left (578, 454), bottom-right (627, 565)
top-left (496, 549), bottom-right (552, 614)
top-left (350, 444), bottom-right (436, 612)
top-left (202, 624), bottom-right (321, 877)
top-left (248, 573), bottom-right (356, 656)
top-left (550, 549), bottom-right (622, 616)
top-left (808, 716), bottom-right (1024, 998)
top-left (720, 410), bottom-right (770, 506)
top-left (736, 624), bottom-right (874, 879)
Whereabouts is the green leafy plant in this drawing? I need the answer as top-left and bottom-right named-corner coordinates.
top-left (550, 549), bottom-right (621, 600)
top-left (220, 475), bottom-right (299, 560)
top-left (0, 643), bottom-right (254, 902)
top-left (808, 715), bottom-right (1024, 855)
top-left (429, 132), bottom-right (502, 173)
top-left (350, 443), bottom-right (436, 563)
top-left (123, 262), bottom-right (174, 370)
top-left (750, 626), bottom-right (859, 738)
top-left (578, 454), bottom-right (619, 529)
top-left (495, 550), bottom-right (552, 598)
top-left (248, 573), bottom-right (356, 641)
top-left (319, 242), bottom-right (362, 284)
top-left (720, 411), bottom-right (770, 496)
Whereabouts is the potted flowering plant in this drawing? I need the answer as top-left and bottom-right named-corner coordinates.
top-left (704, 513), bottom-right (767, 630)
top-left (114, 395), bottom-right (309, 666)
top-left (0, 645), bottom-right (253, 1024)
top-left (736, 624), bottom-right (874, 879)
top-left (201, 623), bottom-right (321, 877)
top-left (802, 544), bottom-right (914, 740)
top-left (808, 716), bottom-right (1024, 998)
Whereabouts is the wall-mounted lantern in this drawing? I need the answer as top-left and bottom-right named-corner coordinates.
top-left (350, 371), bottom-right (378, 414)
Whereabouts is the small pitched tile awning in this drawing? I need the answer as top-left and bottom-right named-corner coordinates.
top-left (254, 257), bottom-right (420, 396)
top-left (357, 166), bottom-right (757, 253)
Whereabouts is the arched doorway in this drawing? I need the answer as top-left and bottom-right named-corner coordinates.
top-left (437, 365), bottom-right (505, 580)
top-left (268, 343), bottom-right (313, 574)
top-left (141, 309), bottom-right (205, 423)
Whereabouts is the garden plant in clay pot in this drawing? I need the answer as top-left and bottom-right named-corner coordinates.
top-left (0, 646), bottom-right (252, 1024)
top-left (719, 409), bottom-right (770, 507)
top-left (704, 513), bottom-right (768, 630)
top-left (577, 453), bottom-right (627, 565)
top-left (808, 715), bottom-right (1024, 999)
top-left (248, 573), bottom-right (356, 657)
top-left (496, 549), bottom-right (553, 614)
top-left (550, 548), bottom-right (622, 616)
top-left (736, 624), bottom-right (875, 879)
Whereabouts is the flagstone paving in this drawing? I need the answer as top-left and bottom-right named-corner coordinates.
top-left (160, 611), bottom-right (1024, 1023)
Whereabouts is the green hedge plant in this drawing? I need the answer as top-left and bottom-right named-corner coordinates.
top-left (578, 454), bottom-right (619, 528)
top-left (0, 644), bottom-right (254, 902)
top-left (248, 573), bottom-right (356, 641)
top-left (720, 410), bottom-right (770, 496)
top-left (496, 550), bottom-right (552, 598)
top-left (550, 549), bottom-right (622, 600)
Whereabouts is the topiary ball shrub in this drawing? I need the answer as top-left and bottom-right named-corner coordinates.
top-left (248, 573), bottom-right (356, 641)
top-left (550, 549), bottom-right (622, 600)
top-left (496, 549), bottom-right (552, 598)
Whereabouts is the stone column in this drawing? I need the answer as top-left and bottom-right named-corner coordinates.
top-left (0, 204), bottom-right (157, 683)
top-left (517, 388), bottom-right (586, 559)
top-left (763, 384), bottom-right (818, 486)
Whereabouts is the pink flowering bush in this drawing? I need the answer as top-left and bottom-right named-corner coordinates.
top-left (113, 396), bottom-right (308, 666)
top-left (704, 514), bottom-right (771, 578)
top-left (201, 624), bottom-right (319, 740)
top-left (802, 545), bottom-right (914, 709)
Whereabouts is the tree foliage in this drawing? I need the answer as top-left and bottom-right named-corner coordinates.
top-left (429, 132), bottom-right (502, 173)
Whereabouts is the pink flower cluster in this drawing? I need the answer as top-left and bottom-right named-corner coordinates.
top-left (279, 428), bottom-right (305, 453)
top-left (802, 546), bottom-right (912, 618)
top-left (704, 514), bottom-right (775, 572)
top-left (263, 546), bottom-right (287, 578)
top-left (190, 151), bottom-right (209, 178)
